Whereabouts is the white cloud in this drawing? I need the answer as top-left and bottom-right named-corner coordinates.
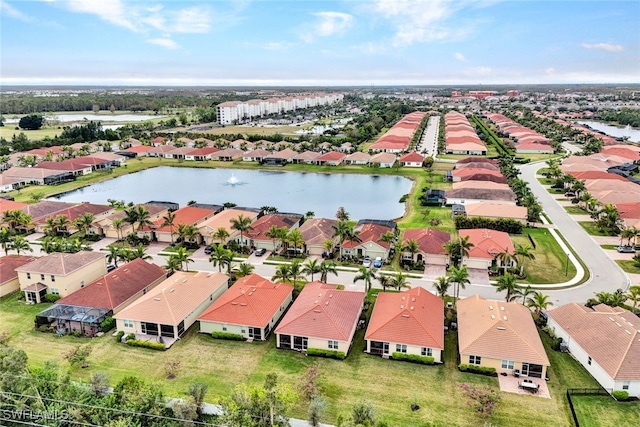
top-left (172, 7), bottom-right (212, 34)
top-left (147, 38), bottom-right (179, 50)
top-left (66, 0), bottom-right (138, 32)
top-left (545, 67), bottom-right (555, 75)
top-left (261, 41), bottom-right (296, 51)
top-left (301, 11), bottom-right (353, 42)
top-left (1, 0), bottom-right (34, 22)
top-left (581, 43), bottom-right (624, 52)
top-left (454, 52), bottom-right (467, 62)
top-left (463, 66), bottom-right (492, 76)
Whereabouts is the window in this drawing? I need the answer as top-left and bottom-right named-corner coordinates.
top-left (588, 356), bottom-right (592, 366)
top-left (469, 355), bottom-right (482, 365)
top-left (40, 274), bottom-right (45, 281)
top-left (241, 328), bottom-right (246, 334)
top-left (501, 360), bottom-right (514, 370)
top-left (396, 344), bottom-right (407, 353)
top-left (50, 288), bottom-right (59, 295)
top-left (51, 275), bottom-right (55, 282)
top-left (123, 320), bottom-right (133, 328)
top-left (26, 273), bottom-right (31, 279)
top-left (421, 347), bottom-right (432, 357)
top-left (328, 340), bottom-right (338, 349)
top-left (622, 382), bottom-right (630, 390)
top-left (143, 288), bottom-right (147, 295)
top-left (222, 326), bottom-right (227, 331)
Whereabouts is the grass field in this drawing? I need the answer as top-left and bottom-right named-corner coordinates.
top-left (564, 205), bottom-right (589, 215)
top-left (570, 395), bottom-right (640, 427)
top-left (579, 221), bottom-right (616, 236)
top-left (615, 260), bottom-right (640, 274)
top-left (511, 228), bottom-right (577, 284)
top-left (3, 290), bottom-right (625, 427)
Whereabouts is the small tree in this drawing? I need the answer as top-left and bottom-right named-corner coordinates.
top-left (64, 345), bottom-right (92, 367)
top-left (351, 400), bottom-right (377, 426)
top-left (460, 383), bottom-right (501, 417)
top-left (299, 364), bottom-right (321, 401)
top-left (89, 372), bottom-right (110, 396)
top-left (308, 395), bottom-right (327, 427)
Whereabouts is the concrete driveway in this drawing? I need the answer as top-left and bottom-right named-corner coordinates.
top-left (467, 268), bottom-right (491, 286)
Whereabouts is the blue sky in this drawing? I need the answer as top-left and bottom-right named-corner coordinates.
top-left (1, 0), bottom-right (638, 86)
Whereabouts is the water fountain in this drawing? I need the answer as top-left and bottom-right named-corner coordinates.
top-left (225, 173), bottom-right (245, 186)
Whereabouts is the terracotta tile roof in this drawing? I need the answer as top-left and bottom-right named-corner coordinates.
top-left (0, 199), bottom-right (27, 214)
top-left (188, 147), bottom-right (220, 156)
top-left (452, 168), bottom-right (507, 183)
top-left (316, 151), bottom-right (346, 162)
top-left (568, 171), bottom-right (627, 181)
top-left (265, 148), bottom-right (297, 160)
top-left (293, 151), bottom-right (321, 161)
top-left (21, 201), bottom-right (78, 221)
top-left (455, 162), bottom-right (501, 171)
top-left (464, 202), bottom-right (527, 221)
top-left (198, 209), bottom-right (259, 237)
top-left (244, 149), bottom-right (271, 158)
top-left (4, 167), bottom-right (71, 179)
top-left (298, 218), bottom-right (338, 246)
top-left (592, 190), bottom-right (640, 205)
top-left (457, 157), bottom-right (499, 165)
top-left (344, 152), bottom-right (371, 162)
top-left (399, 152), bottom-right (424, 163)
top-left (34, 202), bottom-right (112, 225)
top-left (402, 228), bottom-right (450, 255)
top-left (585, 180), bottom-right (640, 194)
top-left (0, 255), bottom-right (37, 284)
top-left (366, 287), bottom-right (444, 348)
top-left (55, 259), bottom-right (166, 310)
top-left (211, 148), bottom-right (244, 159)
top-left (548, 303), bottom-right (640, 380)
top-left (114, 271), bottom-right (228, 325)
top-left (37, 159), bottom-right (92, 171)
top-left (275, 281), bottom-right (365, 341)
top-left (245, 214), bottom-right (302, 241)
top-left (458, 295), bottom-right (549, 366)
top-left (459, 228), bottom-right (514, 259)
top-left (616, 202), bottom-right (640, 220)
top-left (370, 153), bottom-right (397, 163)
top-left (124, 145), bottom-right (154, 153)
top-left (89, 152), bottom-right (126, 162)
top-left (452, 181), bottom-right (512, 191)
top-left (198, 274), bottom-right (293, 327)
top-left (153, 206), bottom-right (216, 233)
top-left (446, 187), bottom-right (517, 203)
top-left (343, 223), bottom-right (394, 250)
top-left (15, 252), bottom-right (106, 276)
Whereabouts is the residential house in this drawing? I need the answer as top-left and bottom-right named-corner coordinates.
top-left (458, 295), bottom-right (550, 378)
top-left (3, 167), bottom-right (75, 185)
top-left (114, 271), bottom-right (229, 347)
top-left (370, 153), bottom-right (397, 168)
top-left (89, 152), bottom-right (127, 166)
top-left (0, 175), bottom-right (27, 192)
top-left (184, 147), bottom-right (220, 161)
top-left (119, 145), bottom-right (154, 157)
top-left (147, 145), bottom-right (178, 158)
top-left (463, 202), bottom-right (528, 223)
top-left (298, 217), bottom-right (338, 256)
top-left (164, 147), bottom-right (196, 160)
top-left (547, 303), bottom-right (640, 398)
top-left (20, 201), bottom-right (78, 226)
top-left (242, 149), bottom-right (272, 163)
top-left (343, 152), bottom-right (371, 166)
top-left (16, 252), bottom-right (108, 303)
top-left (445, 181), bottom-right (517, 205)
top-left (37, 160), bottom-right (93, 176)
top-left (0, 198), bottom-right (27, 214)
top-left (401, 228), bottom-right (451, 266)
top-left (459, 228), bottom-right (515, 270)
top-left (33, 202), bottom-right (113, 234)
top-left (365, 287), bottom-right (444, 362)
top-left (245, 213), bottom-right (304, 251)
top-left (92, 203), bottom-right (168, 238)
top-left (315, 151), bottom-right (346, 166)
top-left (450, 168), bottom-right (507, 184)
top-left (292, 151), bottom-right (321, 165)
top-left (0, 255), bottom-right (37, 298)
top-left (369, 112), bottom-right (426, 153)
top-left (198, 274), bottom-right (293, 341)
top-left (197, 208), bottom-right (260, 245)
top-left (399, 152), bottom-right (424, 167)
top-left (342, 220), bottom-right (396, 261)
top-left (211, 148), bottom-right (244, 161)
top-left (150, 206), bottom-right (217, 244)
top-left (275, 281), bottom-right (365, 355)
top-left (35, 259), bottom-right (166, 336)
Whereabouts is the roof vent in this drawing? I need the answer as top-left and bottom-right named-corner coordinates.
top-left (501, 306), bottom-right (505, 311)
top-left (410, 306), bottom-right (414, 310)
top-left (123, 268), bottom-right (128, 272)
top-left (497, 326), bottom-right (506, 330)
top-left (314, 300), bottom-right (318, 304)
top-left (239, 303), bottom-right (247, 306)
top-left (182, 279), bottom-right (187, 283)
top-left (401, 313), bottom-right (410, 318)
top-left (400, 305), bottom-right (404, 309)
top-left (329, 294), bottom-right (333, 298)
top-left (313, 308), bottom-right (322, 313)
top-left (489, 305), bottom-right (493, 310)
top-left (503, 316), bottom-right (507, 320)
top-left (248, 292), bottom-right (253, 296)
top-left (325, 301), bottom-right (329, 305)
top-left (154, 297), bottom-right (161, 301)
top-left (491, 315), bottom-right (495, 319)
top-left (412, 298), bottom-right (416, 302)
top-left (609, 317), bottom-right (615, 321)
top-left (402, 297), bottom-right (405, 301)
top-left (231, 302), bottom-right (238, 305)
top-left (616, 322), bottom-right (622, 327)
top-left (170, 288), bottom-right (175, 293)
top-left (625, 330), bottom-right (631, 335)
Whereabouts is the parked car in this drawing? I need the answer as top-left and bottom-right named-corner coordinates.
top-left (255, 248), bottom-right (266, 256)
top-left (204, 245), bottom-right (213, 255)
top-left (106, 264), bottom-right (116, 272)
top-left (362, 257), bottom-right (372, 268)
top-left (373, 257), bottom-right (382, 268)
top-left (616, 245), bottom-right (635, 253)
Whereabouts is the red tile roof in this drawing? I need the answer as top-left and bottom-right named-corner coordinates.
top-left (568, 171), bottom-right (627, 181)
top-left (55, 259), bottom-right (166, 310)
top-left (0, 255), bottom-right (37, 284)
top-left (125, 145), bottom-right (154, 153)
top-left (402, 228), bottom-right (451, 255)
top-left (399, 152), bottom-right (424, 163)
top-left (316, 151), bottom-right (346, 162)
top-left (615, 202), bottom-right (640, 220)
top-left (245, 214), bottom-right (301, 241)
top-left (152, 206), bottom-right (216, 232)
top-left (342, 223), bottom-right (394, 250)
top-left (34, 202), bottom-right (112, 225)
top-left (198, 274), bottom-right (293, 328)
top-left (451, 168), bottom-right (507, 183)
top-left (0, 199), bottom-right (28, 214)
top-left (459, 228), bottom-right (514, 259)
top-left (275, 281), bottom-right (364, 341)
top-left (188, 147), bottom-right (221, 156)
top-left (366, 287), bottom-right (444, 348)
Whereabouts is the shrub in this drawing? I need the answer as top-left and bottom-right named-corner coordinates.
top-left (458, 364), bottom-right (496, 376)
top-left (115, 331), bottom-right (124, 343)
top-left (125, 339), bottom-right (166, 351)
top-left (612, 390), bottom-right (629, 401)
top-left (43, 294), bottom-right (61, 303)
top-left (37, 325), bottom-right (51, 333)
top-left (100, 316), bottom-right (115, 332)
top-left (551, 337), bottom-right (563, 351)
top-left (392, 352), bottom-right (435, 365)
top-left (125, 333), bottom-right (135, 342)
top-left (306, 348), bottom-right (346, 360)
top-left (211, 331), bottom-right (245, 341)
top-left (72, 330), bottom-right (83, 338)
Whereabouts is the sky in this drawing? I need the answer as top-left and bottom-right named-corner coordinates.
top-left (1, 0), bottom-right (638, 86)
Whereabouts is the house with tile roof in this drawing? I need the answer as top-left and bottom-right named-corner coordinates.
top-left (342, 222), bottom-right (395, 261)
top-left (401, 228), bottom-right (451, 266)
top-left (3, 166), bottom-right (76, 184)
top-left (35, 259), bottom-right (166, 336)
top-left (292, 150), bottom-right (321, 164)
top-left (275, 281), bottom-right (365, 355)
top-left (458, 295), bottom-right (550, 378)
top-left (114, 271), bottom-right (229, 347)
top-left (446, 181), bottom-right (517, 205)
top-left (0, 255), bottom-right (37, 298)
top-left (150, 205), bottom-right (217, 244)
top-left (343, 152), bottom-right (371, 165)
top-left (463, 202), bottom-right (528, 224)
top-left (547, 303), bottom-right (640, 397)
top-left (92, 203), bottom-right (168, 238)
top-left (242, 149), bottom-right (272, 163)
top-left (399, 152), bottom-right (424, 167)
top-left (315, 151), bottom-right (346, 166)
top-left (0, 198), bottom-right (27, 214)
top-left (198, 274), bottom-right (293, 341)
top-left (365, 287), bottom-right (444, 362)
top-left (245, 213), bottom-right (304, 250)
top-left (210, 148), bottom-right (244, 161)
top-left (298, 217), bottom-right (338, 257)
top-left (370, 152), bottom-right (397, 168)
top-left (33, 202), bottom-right (113, 234)
top-left (263, 148), bottom-right (298, 166)
top-left (20, 201), bottom-right (78, 224)
top-left (459, 228), bottom-right (515, 270)
top-left (184, 147), bottom-right (221, 161)
top-left (197, 208), bottom-right (260, 245)
top-left (0, 175), bottom-right (27, 192)
top-left (16, 252), bottom-right (107, 303)
top-left (450, 168), bottom-right (507, 184)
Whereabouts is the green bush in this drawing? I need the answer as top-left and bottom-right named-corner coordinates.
top-left (458, 364), bottom-right (496, 376)
top-left (454, 216), bottom-right (523, 234)
top-left (125, 339), bottom-right (166, 351)
top-left (43, 294), bottom-right (61, 303)
top-left (115, 331), bottom-right (124, 343)
top-left (100, 316), bottom-right (115, 332)
top-left (612, 390), bottom-right (629, 401)
top-left (392, 352), bottom-right (435, 365)
top-left (37, 325), bottom-right (51, 333)
top-left (125, 333), bottom-right (135, 342)
top-left (211, 331), bottom-right (245, 341)
top-left (306, 348), bottom-right (346, 360)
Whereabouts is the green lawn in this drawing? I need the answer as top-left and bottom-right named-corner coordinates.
top-left (564, 206), bottom-right (589, 215)
top-left (579, 221), bottom-right (617, 237)
top-left (511, 228), bottom-right (577, 284)
top-left (615, 260), bottom-right (640, 274)
top-left (571, 395), bottom-right (640, 427)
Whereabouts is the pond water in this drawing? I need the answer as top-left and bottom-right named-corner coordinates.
top-left (51, 167), bottom-right (413, 220)
top-left (577, 120), bottom-right (640, 143)
top-left (5, 114), bottom-right (164, 124)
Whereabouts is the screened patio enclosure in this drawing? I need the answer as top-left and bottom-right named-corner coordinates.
top-left (36, 304), bottom-right (110, 337)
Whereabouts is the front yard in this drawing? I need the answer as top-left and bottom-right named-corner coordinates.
top-left (510, 228), bottom-right (577, 284)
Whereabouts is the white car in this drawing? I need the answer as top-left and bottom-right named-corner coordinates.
top-left (362, 257), bottom-right (372, 268)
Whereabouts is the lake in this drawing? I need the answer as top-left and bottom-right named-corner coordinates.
top-left (577, 120), bottom-right (640, 143)
top-left (4, 113), bottom-right (164, 124)
top-left (51, 167), bottom-right (414, 220)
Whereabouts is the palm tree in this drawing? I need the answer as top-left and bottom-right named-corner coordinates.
top-left (230, 214), bottom-right (253, 251)
top-left (135, 206), bottom-right (153, 232)
top-left (514, 284), bottom-right (536, 306)
top-left (272, 264), bottom-right (292, 283)
top-left (322, 239), bottom-right (334, 257)
top-left (177, 224), bottom-right (198, 246)
top-left (401, 239), bottom-right (420, 265)
top-left (265, 225), bottom-right (285, 252)
top-left (9, 235), bottom-right (32, 255)
top-left (0, 227), bottom-right (13, 256)
top-left (162, 211), bottom-right (177, 245)
top-left (620, 227), bottom-right (637, 247)
top-left (288, 259), bottom-right (305, 285)
top-left (172, 246), bottom-right (194, 272)
top-left (626, 285), bottom-right (640, 311)
top-left (332, 221), bottom-right (351, 259)
top-left (302, 258), bottom-right (321, 282)
top-left (2, 210), bottom-right (24, 231)
top-left (123, 207), bottom-right (138, 234)
top-left (433, 276), bottom-right (451, 299)
top-left (353, 265), bottom-right (377, 292)
top-left (527, 292), bottom-right (553, 318)
top-left (232, 262), bottom-right (255, 278)
top-left (390, 272), bottom-right (410, 291)
top-left (287, 229), bottom-right (305, 258)
top-left (127, 245), bottom-right (152, 261)
top-left (54, 214), bottom-right (71, 236)
top-left (458, 235), bottom-right (474, 265)
top-left (449, 265), bottom-right (470, 306)
top-left (494, 272), bottom-right (520, 302)
top-left (380, 231), bottom-right (395, 247)
top-left (378, 274), bottom-right (391, 292)
top-left (112, 218), bottom-right (125, 246)
top-left (213, 227), bottom-right (230, 245)
top-left (443, 240), bottom-right (461, 267)
top-left (319, 261), bottom-right (338, 283)
top-left (209, 244), bottom-right (232, 273)
top-left (343, 226), bottom-right (362, 257)
top-left (107, 246), bottom-right (123, 268)
top-left (164, 256), bottom-right (182, 276)
top-left (74, 213), bottom-right (95, 236)
top-left (513, 243), bottom-right (535, 276)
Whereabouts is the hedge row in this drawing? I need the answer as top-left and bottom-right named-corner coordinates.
top-left (454, 216), bottom-right (523, 234)
top-left (125, 339), bottom-right (166, 351)
top-left (392, 352), bottom-right (435, 365)
top-left (471, 116), bottom-right (514, 156)
top-left (100, 316), bottom-right (115, 333)
top-left (43, 294), bottom-right (61, 303)
top-left (612, 390), bottom-right (629, 401)
top-left (115, 331), bottom-right (124, 343)
top-left (306, 348), bottom-right (346, 360)
top-left (458, 364), bottom-right (497, 376)
top-left (211, 331), bottom-right (245, 341)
